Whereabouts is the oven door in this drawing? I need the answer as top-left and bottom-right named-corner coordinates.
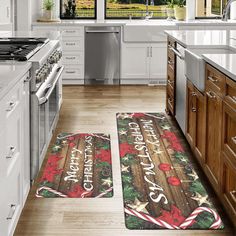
top-left (30, 65), bottom-right (64, 181)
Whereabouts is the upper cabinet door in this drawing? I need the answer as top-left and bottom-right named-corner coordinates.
top-left (121, 43), bottom-right (149, 79)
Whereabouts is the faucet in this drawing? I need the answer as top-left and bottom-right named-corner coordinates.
top-left (144, 0), bottom-right (153, 20)
top-left (222, 0), bottom-right (236, 21)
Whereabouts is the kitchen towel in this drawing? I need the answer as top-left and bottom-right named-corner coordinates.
top-left (36, 133), bottom-right (113, 198)
top-left (117, 112), bottom-right (224, 230)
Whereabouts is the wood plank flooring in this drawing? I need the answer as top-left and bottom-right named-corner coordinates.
top-left (14, 86), bottom-right (234, 236)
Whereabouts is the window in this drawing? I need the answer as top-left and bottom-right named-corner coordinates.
top-left (105, 0), bottom-right (168, 19)
top-left (60, 0), bottom-right (96, 19)
top-left (195, 0), bottom-right (227, 18)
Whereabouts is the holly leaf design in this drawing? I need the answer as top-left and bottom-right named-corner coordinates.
top-left (189, 180), bottom-right (207, 196)
top-left (122, 174), bottom-right (133, 184)
top-left (125, 215), bottom-right (145, 229)
top-left (123, 186), bottom-right (140, 201)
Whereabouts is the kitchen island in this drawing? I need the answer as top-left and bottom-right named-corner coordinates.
top-left (165, 29), bottom-right (236, 228)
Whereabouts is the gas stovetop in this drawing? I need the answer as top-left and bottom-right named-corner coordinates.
top-left (0, 37), bottom-right (49, 61)
top-left (0, 37), bottom-right (49, 44)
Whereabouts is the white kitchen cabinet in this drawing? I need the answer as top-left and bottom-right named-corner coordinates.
top-left (121, 43), bottom-right (167, 84)
top-left (33, 25), bottom-right (85, 84)
top-left (121, 43), bottom-right (149, 80)
top-left (0, 71), bottom-right (30, 236)
top-left (0, 0), bottom-right (11, 24)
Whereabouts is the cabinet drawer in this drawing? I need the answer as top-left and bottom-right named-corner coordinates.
top-left (62, 37), bottom-right (84, 51)
top-left (221, 152), bottom-right (236, 221)
top-left (0, 157), bottom-right (22, 236)
top-left (222, 101), bottom-right (236, 158)
top-left (225, 77), bottom-right (236, 110)
top-left (62, 53), bottom-right (84, 65)
top-left (63, 66), bottom-right (84, 79)
top-left (61, 27), bottom-right (84, 37)
top-left (206, 64), bottom-right (226, 97)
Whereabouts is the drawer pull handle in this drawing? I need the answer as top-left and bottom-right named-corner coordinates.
top-left (231, 136), bottom-right (236, 144)
top-left (229, 190), bottom-right (236, 203)
top-left (192, 107), bottom-right (197, 112)
top-left (206, 91), bottom-right (216, 99)
top-left (6, 146), bottom-right (16, 159)
top-left (6, 101), bottom-right (16, 111)
top-left (66, 43), bottom-right (76, 46)
top-left (66, 71), bottom-right (76, 74)
top-left (6, 204), bottom-right (16, 220)
top-left (65, 57), bottom-right (76, 60)
top-left (208, 76), bottom-right (218, 83)
top-left (65, 30), bottom-right (76, 33)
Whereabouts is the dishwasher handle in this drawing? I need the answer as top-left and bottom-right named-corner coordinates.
top-left (169, 46), bottom-right (185, 60)
top-left (85, 30), bottom-right (120, 34)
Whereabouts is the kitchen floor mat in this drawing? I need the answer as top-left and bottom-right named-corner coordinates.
top-left (36, 133), bottom-right (113, 198)
top-left (117, 112), bottom-right (224, 230)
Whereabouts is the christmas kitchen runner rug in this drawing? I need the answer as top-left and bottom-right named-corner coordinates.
top-left (117, 113), bottom-right (224, 230)
top-left (36, 133), bottom-right (113, 198)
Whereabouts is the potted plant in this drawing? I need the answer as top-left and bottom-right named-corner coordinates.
top-left (174, 0), bottom-right (186, 21)
top-left (166, 0), bottom-right (175, 20)
top-left (43, 0), bottom-right (54, 20)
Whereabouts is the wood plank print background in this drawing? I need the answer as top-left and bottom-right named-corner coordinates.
top-left (36, 133), bottom-right (113, 198)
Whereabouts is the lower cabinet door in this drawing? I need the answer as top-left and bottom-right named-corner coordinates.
top-left (186, 80), bottom-right (196, 148)
top-left (0, 157), bottom-right (22, 236)
top-left (221, 152), bottom-right (236, 226)
top-left (205, 87), bottom-right (222, 192)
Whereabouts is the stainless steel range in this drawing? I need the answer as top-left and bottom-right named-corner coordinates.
top-left (0, 37), bottom-right (63, 181)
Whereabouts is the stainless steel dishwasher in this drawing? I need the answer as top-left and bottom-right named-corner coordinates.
top-left (85, 26), bottom-right (120, 85)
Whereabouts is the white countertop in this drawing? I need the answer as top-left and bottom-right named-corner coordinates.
top-left (165, 30), bottom-right (232, 48)
top-left (203, 54), bottom-right (236, 82)
top-left (0, 62), bottom-right (32, 99)
top-left (0, 31), bottom-right (61, 40)
top-left (32, 19), bottom-right (236, 27)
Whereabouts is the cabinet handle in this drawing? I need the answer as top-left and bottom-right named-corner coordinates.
top-left (64, 30), bottom-right (76, 33)
top-left (232, 96), bottom-right (236, 102)
top-left (65, 56), bottom-right (76, 60)
top-left (208, 76), bottom-right (218, 83)
top-left (147, 47), bottom-right (149, 57)
top-left (6, 204), bottom-right (16, 220)
top-left (192, 107), bottom-right (197, 112)
top-left (6, 101), bottom-right (16, 111)
top-left (66, 43), bottom-right (76, 46)
top-left (6, 146), bottom-right (16, 159)
top-left (231, 136), bottom-right (236, 145)
top-left (65, 71), bottom-right (76, 74)
top-left (229, 190), bottom-right (236, 203)
top-left (206, 91), bottom-right (216, 99)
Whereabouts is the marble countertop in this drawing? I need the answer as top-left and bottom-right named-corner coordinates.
top-left (0, 62), bottom-right (32, 100)
top-left (165, 30), bottom-right (232, 48)
top-left (0, 31), bottom-right (61, 40)
top-left (32, 19), bottom-right (236, 27)
top-left (202, 54), bottom-right (236, 82)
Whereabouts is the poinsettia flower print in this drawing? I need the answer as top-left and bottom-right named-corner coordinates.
top-left (119, 142), bottom-right (137, 158)
top-left (95, 149), bottom-right (112, 164)
top-left (41, 165), bottom-right (63, 182)
top-left (156, 205), bottom-right (187, 227)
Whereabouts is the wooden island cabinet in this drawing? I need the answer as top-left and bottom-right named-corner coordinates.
top-left (166, 38), bottom-right (236, 227)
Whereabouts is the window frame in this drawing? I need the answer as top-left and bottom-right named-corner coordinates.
top-left (60, 0), bottom-right (97, 19)
top-left (104, 0), bottom-right (168, 20)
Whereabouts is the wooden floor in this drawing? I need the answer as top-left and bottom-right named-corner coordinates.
top-left (15, 86), bottom-right (234, 236)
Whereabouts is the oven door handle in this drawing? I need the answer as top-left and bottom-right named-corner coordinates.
top-left (38, 66), bottom-right (64, 105)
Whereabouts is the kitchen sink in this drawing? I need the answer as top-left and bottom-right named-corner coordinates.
top-left (185, 48), bottom-right (235, 92)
